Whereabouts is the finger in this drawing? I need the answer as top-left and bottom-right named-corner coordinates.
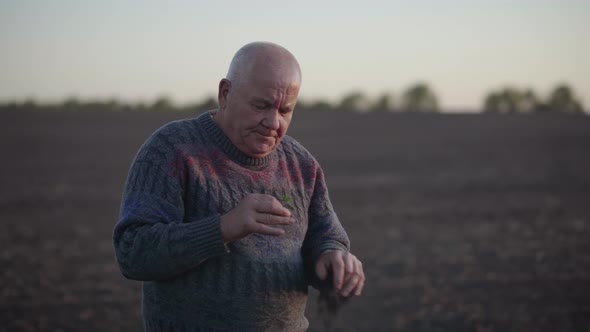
top-left (255, 196), bottom-right (291, 216)
top-left (354, 260), bottom-right (365, 296)
top-left (315, 260), bottom-right (328, 280)
top-left (344, 253), bottom-right (355, 274)
top-left (252, 223), bottom-right (285, 236)
top-left (354, 275), bottom-right (365, 296)
top-left (340, 274), bottom-right (360, 297)
top-left (332, 255), bottom-right (345, 290)
top-left (256, 213), bottom-right (295, 225)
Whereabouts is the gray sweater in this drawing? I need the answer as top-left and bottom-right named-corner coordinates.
top-left (113, 111), bottom-right (350, 331)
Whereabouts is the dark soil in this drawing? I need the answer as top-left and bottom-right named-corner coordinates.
top-left (1, 109), bottom-right (589, 331)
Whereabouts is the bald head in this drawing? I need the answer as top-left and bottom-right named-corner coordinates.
top-left (226, 42), bottom-right (302, 89)
top-left (214, 42), bottom-right (301, 158)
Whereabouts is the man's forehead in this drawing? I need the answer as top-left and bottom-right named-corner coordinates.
top-left (245, 74), bottom-right (299, 94)
top-left (261, 81), bottom-right (298, 94)
top-left (251, 90), bottom-right (298, 105)
top-left (246, 55), bottom-right (300, 83)
top-left (248, 69), bottom-right (300, 86)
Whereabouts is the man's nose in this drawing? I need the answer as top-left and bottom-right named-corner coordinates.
top-left (262, 110), bottom-right (280, 130)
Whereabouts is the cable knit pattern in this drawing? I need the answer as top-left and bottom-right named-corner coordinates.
top-left (113, 111), bottom-right (349, 331)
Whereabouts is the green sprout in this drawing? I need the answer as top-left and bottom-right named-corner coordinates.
top-left (281, 194), bottom-right (294, 210)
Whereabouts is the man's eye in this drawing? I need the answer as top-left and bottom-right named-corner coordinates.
top-left (254, 104), bottom-right (268, 110)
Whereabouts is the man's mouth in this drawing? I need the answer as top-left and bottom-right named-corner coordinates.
top-left (255, 131), bottom-right (276, 139)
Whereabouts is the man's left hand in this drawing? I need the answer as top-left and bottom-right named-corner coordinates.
top-left (315, 250), bottom-right (365, 297)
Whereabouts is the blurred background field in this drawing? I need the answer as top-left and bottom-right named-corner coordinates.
top-left (2, 1), bottom-right (589, 330)
top-left (1, 108), bottom-right (589, 331)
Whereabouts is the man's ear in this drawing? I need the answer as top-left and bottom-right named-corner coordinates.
top-left (218, 79), bottom-right (231, 110)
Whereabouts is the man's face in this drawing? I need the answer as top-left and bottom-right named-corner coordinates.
top-left (217, 66), bottom-right (300, 158)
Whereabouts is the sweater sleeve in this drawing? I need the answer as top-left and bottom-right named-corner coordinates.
top-left (302, 161), bottom-right (350, 287)
top-left (113, 129), bottom-right (228, 281)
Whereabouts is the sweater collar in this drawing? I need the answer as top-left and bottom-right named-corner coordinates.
top-left (199, 110), bottom-right (276, 167)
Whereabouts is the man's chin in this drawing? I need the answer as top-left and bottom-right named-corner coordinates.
top-left (247, 144), bottom-right (275, 158)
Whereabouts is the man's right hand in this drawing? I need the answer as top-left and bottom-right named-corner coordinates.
top-left (219, 193), bottom-right (295, 244)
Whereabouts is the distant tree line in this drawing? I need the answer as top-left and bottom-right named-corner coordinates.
top-left (483, 84), bottom-right (585, 114)
top-left (0, 96), bottom-right (218, 113)
top-left (305, 82), bottom-right (439, 113)
top-left (0, 82), bottom-right (585, 114)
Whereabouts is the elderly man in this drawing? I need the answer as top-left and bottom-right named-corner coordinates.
top-left (113, 41), bottom-right (365, 331)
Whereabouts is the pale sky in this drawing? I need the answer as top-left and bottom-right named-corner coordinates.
top-left (1, 0), bottom-right (589, 111)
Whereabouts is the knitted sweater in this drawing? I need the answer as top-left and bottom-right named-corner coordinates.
top-left (113, 111), bottom-right (350, 331)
